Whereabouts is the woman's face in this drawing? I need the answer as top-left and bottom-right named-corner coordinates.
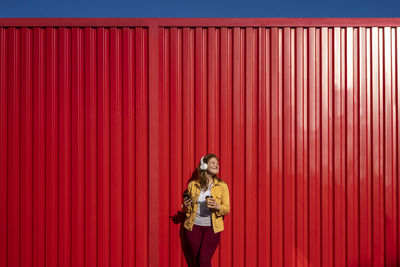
top-left (206, 157), bottom-right (219, 176)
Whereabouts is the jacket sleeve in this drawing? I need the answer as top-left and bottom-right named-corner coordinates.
top-left (181, 183), bottom-right (193, 216)
top-left (181, 203), bottom-right (192, 215)
top-left (215, 183), bottom-right (230, 217)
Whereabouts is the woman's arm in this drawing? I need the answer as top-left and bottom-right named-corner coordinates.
top-left (181, 200), bottom-right (192, 213)
top-left (215, 183), bottom-right (230, 217)
top-left (181, 183), bottom-right (193, 215)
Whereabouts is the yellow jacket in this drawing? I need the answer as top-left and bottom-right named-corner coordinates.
top-left (182, 177), bottom-right (230, 233)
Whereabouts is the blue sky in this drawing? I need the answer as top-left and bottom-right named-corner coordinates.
top-left (1, 0), bottom-right (400, 17)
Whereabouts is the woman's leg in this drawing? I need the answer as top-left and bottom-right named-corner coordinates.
top-left (184, 225), bottom-right (204, 267)
top-left (197, 227), bottom-right (221, 267)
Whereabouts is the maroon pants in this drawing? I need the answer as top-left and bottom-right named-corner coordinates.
top-left (184, 224), bottom-right (221, 267)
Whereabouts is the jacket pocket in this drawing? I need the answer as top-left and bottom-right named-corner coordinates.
top-left (215, 217), bottom-right (223, 228)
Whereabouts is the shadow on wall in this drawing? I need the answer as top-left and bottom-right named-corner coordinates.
top-left (169, 169), bottom-right (199, 267)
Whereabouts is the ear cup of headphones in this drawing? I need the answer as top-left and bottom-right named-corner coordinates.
top-left (200, 156), bottom-right (208, 170)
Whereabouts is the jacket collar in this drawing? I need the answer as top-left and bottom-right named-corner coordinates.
top-left (193, 177), bottom-right (220, 188)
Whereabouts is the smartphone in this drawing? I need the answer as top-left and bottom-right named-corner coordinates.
top-left (183, 191), bottom-right (190, 200)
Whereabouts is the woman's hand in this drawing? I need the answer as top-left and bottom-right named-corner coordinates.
top-left (208, 198), bottom-right (220, 211)
top-left (183, 197), bottom-right (193, 207)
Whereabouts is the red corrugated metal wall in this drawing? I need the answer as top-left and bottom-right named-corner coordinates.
top-left (0, 19), bottom-right (400, 267)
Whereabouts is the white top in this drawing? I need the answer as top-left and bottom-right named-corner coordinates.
top-left (193, 182), bottom-right (213, 226)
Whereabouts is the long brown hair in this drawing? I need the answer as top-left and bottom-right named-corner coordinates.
top-left (197, 153), bottom-right (221, 191)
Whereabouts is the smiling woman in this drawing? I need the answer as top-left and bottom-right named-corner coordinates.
top-left (181, 154), bottom-right (231, 267)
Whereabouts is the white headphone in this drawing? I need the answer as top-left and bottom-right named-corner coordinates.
top-left (200, 156), bottom-right (208, 171)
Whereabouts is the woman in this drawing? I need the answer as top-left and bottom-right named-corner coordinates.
top-left (181, 154), bottom-right (230, 267)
